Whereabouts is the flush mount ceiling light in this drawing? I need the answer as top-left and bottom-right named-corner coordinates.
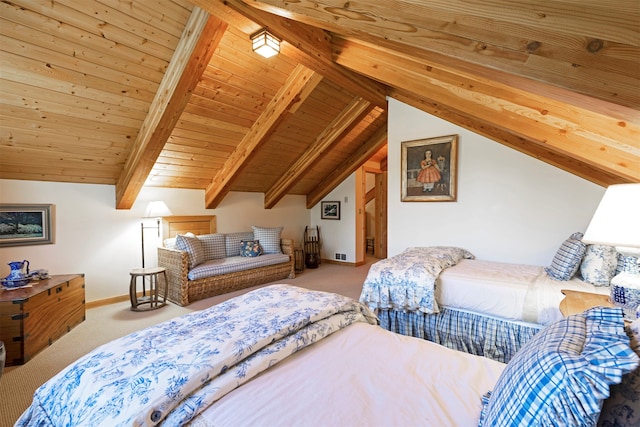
top-left (251, 29), bottom-right (280, 58)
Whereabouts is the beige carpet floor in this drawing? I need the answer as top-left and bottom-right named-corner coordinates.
top-left (0, 259), bottom-right (375, 426)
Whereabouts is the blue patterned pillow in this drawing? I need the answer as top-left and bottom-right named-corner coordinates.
top-left (251, 226), bottom-right (283, 254)
top-left (580, 245), bottom-right (619, 286)
top-left (175, 234), bottom-right (205, 269)
top-left (545, 232), bottom-right (587, 281)
top-left (599, 319), bottom-right (640, 427)
top-left (616, 254), bottom-right (640, 275)
top-left (240, 240), bottom-right (263, 257)
top-left (479, 307), bottom-right (639, 427)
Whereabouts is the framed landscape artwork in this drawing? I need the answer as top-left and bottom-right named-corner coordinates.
top-left (0, 204), bottom-right (54, 247)
top-left (401, 134), bottom-right (458, 202)
top-left (321, 201), bottom-right (341, 220)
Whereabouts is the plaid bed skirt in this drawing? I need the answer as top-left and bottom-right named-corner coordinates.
top-left (377, 307), bottom-right (543, 363)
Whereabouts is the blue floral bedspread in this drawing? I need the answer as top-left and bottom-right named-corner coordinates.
top-left (359, 246), bottom-right (474, 314)
top-left (16, 285), bottom-right (377, 427)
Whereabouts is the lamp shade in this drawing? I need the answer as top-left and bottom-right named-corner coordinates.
top-left (143, 201), bottom-right (172, 218)
top-left (582, 183), bottom-right (640, 252)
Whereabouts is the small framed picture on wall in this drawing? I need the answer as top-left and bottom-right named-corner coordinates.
top-left (321, 201), bottom-right (340, 220)
top-left (0, 204), bottom-right (54, 247)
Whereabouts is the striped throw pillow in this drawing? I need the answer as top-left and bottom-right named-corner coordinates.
top-left (545, 232), bottom-right (587, 281)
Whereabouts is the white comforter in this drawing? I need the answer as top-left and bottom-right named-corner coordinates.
top-left (437, 259), bottom-right (609, 325)
top-left (194, 322), bottom-right (505, 427)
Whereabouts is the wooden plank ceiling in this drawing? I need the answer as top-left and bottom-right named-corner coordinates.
top-left (1, 0), bottom-right (638, 210)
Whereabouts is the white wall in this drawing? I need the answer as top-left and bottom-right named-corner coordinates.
top-left (310, 175), bottom-right (356, 263)
top-left (0, 180), bottom-right (310, 302)
top-left (0, 98), bottom-right (610, 300)
top-left (386, 98), bottom-right (605, 265)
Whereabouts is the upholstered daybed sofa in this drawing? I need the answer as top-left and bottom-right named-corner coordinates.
top-left (158, 226), bottom-right (295, 306)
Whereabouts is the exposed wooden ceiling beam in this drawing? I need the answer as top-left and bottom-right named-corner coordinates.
top-left (333, 37), bottom-right (640, 184)
top-left (307, 126), bottom-right (387, 208)
top-left (241, 0), bottom-right (640, 109)
top-left (204, 64), bottom-right (323, 208)
top-left (115, 7), bottom-right (227, 209)
top-left (188, 0), bottom-right (388, 109)
top-left (389, 89), bottom-right (625, 187)
top-left (264, 96), bottom-right (372, 208)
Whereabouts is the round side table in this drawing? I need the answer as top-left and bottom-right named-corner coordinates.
top-left (129, 267), bottom-right (168, 311)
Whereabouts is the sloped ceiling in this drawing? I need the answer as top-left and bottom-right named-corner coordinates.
top-left (1, 0), bottom-right (638, 210)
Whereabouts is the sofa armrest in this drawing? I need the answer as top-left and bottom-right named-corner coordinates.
top-left (280, 238), bottom-right (295, 279)
top-left (158, 246), bottom-right (190, 306)
top-left (280, 238), bottom-right (294, 256)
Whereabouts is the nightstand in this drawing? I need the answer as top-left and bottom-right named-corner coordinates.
top-left (129, 267), bottom-right (168, 311)
top-left (559, 289), bottom-right (613, 317)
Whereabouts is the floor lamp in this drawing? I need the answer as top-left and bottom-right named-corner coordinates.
top-left (583, 183), bottom-right (640, 319)
top-left (141, 201), bottom-right (172, 268)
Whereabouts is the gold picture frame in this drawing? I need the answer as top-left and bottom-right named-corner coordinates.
top-left (401, 135), bottom-right (458, 202)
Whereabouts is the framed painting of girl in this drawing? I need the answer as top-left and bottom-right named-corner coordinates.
top-left (401, 135), bottom-right (458, 202)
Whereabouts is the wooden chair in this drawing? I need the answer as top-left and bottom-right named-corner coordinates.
top-left (304, 226), bottom-right (321, 268)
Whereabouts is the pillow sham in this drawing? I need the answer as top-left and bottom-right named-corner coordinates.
top-left (252, 226), bottom-right (283, 254)
top-left (478, 307), bottom-right (639, 427)
top-left (240, 240), bottom-right (263, 257)
top-left (580, 244), bottom-right (619, 286)
top-left (545, 232), bottom-right (587, 281)
top-left (175, 234), bottom-right (206, 269)
top-left (598, 319), bottom-right (640, 427)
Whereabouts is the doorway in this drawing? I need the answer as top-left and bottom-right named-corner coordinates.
top-left (356, 166), bottom-right (387, 264)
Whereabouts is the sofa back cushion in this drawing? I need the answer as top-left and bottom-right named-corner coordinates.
top-left (252, 226), bottom-right (283, 254)
top-left (175, 234), bottom-right (206, 269)
top-left (225, 231), bottom-right (255, 257)
top-left (199, 233), bottom-right (226, 260)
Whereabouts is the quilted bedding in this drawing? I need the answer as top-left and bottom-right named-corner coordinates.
top-left (16, 285), bottom-right (376, 427)
top-left (359, 246), bottom-right (475, 314)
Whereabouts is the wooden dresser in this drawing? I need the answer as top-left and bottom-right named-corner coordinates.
top-left (0, 274), bottom-right (85, 366)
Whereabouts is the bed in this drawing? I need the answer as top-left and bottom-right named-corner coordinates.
top-left (15, 284), bottom-right (639, 427)
top-left (359, 246), bottom-right (610, 362)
